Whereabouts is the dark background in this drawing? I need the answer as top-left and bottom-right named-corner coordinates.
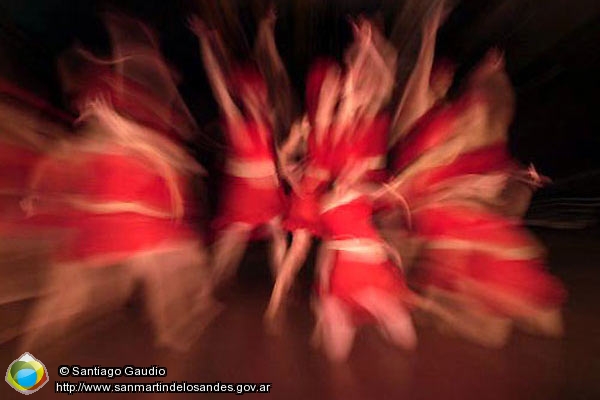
top-left (1, 0), bottom-right (599, 218)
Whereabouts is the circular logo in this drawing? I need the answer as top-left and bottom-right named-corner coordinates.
top-left (6, 353), bottom-right (49, 395)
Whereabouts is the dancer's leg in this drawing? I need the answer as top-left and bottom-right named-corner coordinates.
top-left (459, 278), bottom-right (563, 338)
top-left (319, 296), bottom-right (357, 362)
top-left (354, 288), bottom-right (417, 351)
top-left (420, 286), bottom-right (513, 348)
top-left (210, 224), bottom-right (252, 288)
top-left (19, 264), bottom-right (103, 350)
top-left (265, 229), bottom-right (312, 320)
top-left (309, 244), bottom-right (335, 346)
top-left (266, 217), bottom-right (288, 278)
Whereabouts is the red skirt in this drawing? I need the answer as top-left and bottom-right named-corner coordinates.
top-left (55, 213), bottom-right (197, 265)
top-left (0, 144), bottom-right (40, 191)
top-left (212, 175), bottom-right (285, 232)
top-left (283, 191), bottom-right (322, 235)
top-left (326, 252), bottom-right (409, 324)
top-left (412, 205), bottom-right (566, 309)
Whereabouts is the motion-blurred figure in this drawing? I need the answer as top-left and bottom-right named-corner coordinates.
top-left (381, 1), bottom-right (455, 270)
top-left (190, 15), bottom-right (287, 290)
top-left (338, 18), bottom-right (396, 186)
top-left (389, 49), bottom-right (566, 346)
top-left (390, 0), bottom-right (454, 146)
top-left (312, 163), bottom-right (418, 362)
top-left (266, 59), bottom-right (342, 322)
top-left (267, 18), bottom-right (398, 321)
top-left (21, 16), bottom-right (215, 352)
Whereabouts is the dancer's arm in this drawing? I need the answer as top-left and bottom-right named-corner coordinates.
top-left (346, 18), bottom-right (374, 74)
top-left (190, 16), bottom-right (242, 125)
top-left (336, 20), bottom-right (373, 127)
top-left (255, 7), bottom-right (296, 137)
top-left (361, 22), bottom-right (397, 96)
top-left (367, 43), bottom-right (396, 96)
top-left (90, 96), bottom-right (204, 174)
top-left (278, 117), bottom-right (309, 190)
top-left (314, 67), bottom-right (341, 142)
top-left (386, 129), bottom-right (467, 198)
top-left (255, 7), bottom-right (287, 81)
top-left (90, 98), bottom-right (203, 220)
top-left (391, 1), bottom-right (445, 145)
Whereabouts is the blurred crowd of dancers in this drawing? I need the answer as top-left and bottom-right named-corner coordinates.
top-left (0, 1), bottom-right (566, 361)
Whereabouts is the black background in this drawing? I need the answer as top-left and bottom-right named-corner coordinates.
top-left (1, 0), bottom-right (599, 196)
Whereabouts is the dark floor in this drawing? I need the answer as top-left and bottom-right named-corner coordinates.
top-left (1, 228), bottom-right (599, 400)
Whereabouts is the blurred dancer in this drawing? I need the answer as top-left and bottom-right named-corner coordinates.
top-left (265, 59), bottom-right (342, 321)
top-left (341, 18), bottom-right (396, 186)
top-left (253, 6), bottom-right (298, 142)
top-left (22, 98), bottom-right (210, 351)
top-left (190, 16), bottom-right (287, 288)
top-left (21, 21), bottom-right (214, 351)
top-left (312, 165), bottom-right (418, 362)
top-left (389, 50), bottom-right (566, 346)
top-left (267, 19), bottom-right (399, 321)
top-left (376, 1), bottom-right (454, 269)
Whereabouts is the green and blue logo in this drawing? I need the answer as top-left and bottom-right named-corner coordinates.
top-left (6, 353), bottom-right (49, 395)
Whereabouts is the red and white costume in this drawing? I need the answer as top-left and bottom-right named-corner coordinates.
top-left (20, 16), bottom-right (215, 349)
top-left (20, 79), bottom-right (211, 350)
top-left (318, 189), bottom-right (411, 323)
top-left (392, 96), bottom-right (566, 322)
top-left (31, 143), bottom-right (198, 267)
top-left (24, 68), bottom-right (201, 266)
top-left (213, 119), bottom-right (285, 234)
top-left (346, 113), bottom-right (391, 184)
top-left (283, 126), bottom-right (346, 236)
top-left (282, 59), bottom-right (346, 237)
